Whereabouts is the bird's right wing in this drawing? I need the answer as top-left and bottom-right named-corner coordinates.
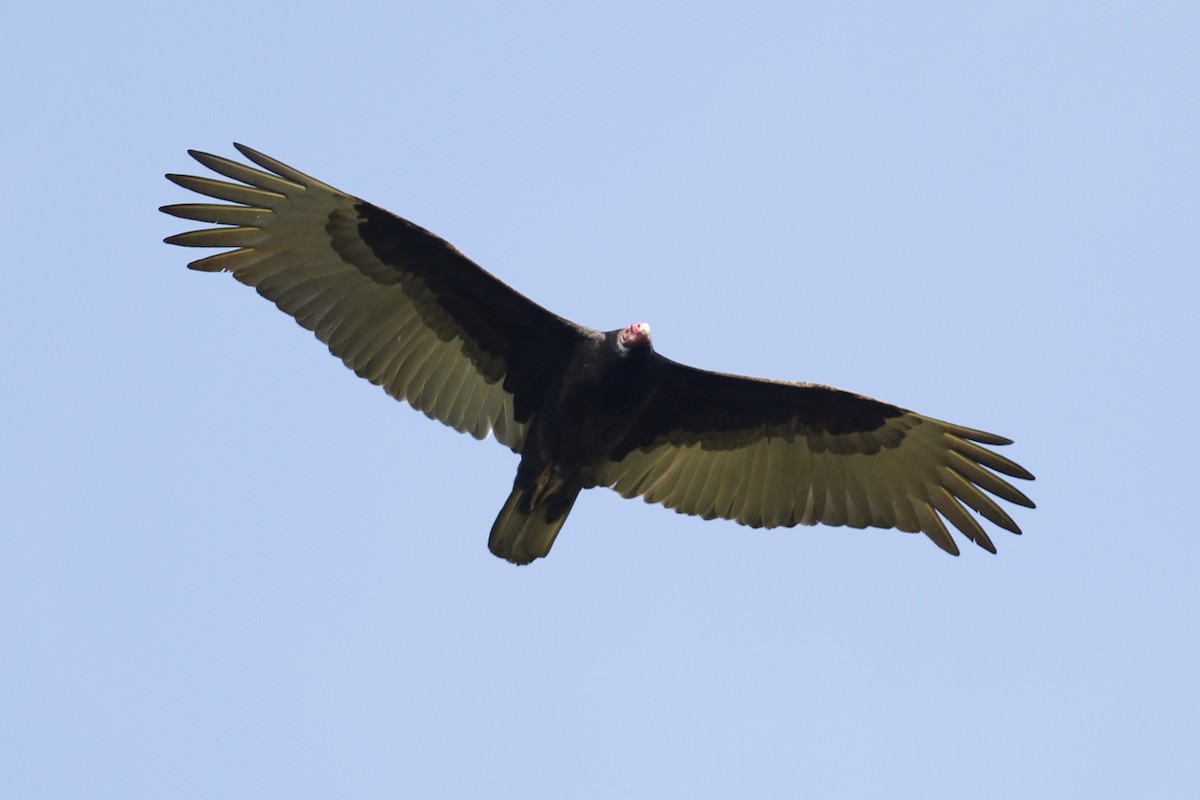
top-left (596, 357), bottom-right (1035, 554)
top-left (162, 144), bottom-right (586, 451)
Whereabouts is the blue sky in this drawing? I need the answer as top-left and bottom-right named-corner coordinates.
top-left (4, 2), bottom-right (1197, 797)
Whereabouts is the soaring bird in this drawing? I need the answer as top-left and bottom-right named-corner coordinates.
top-left (162, 145), bottom-right (1034, 564)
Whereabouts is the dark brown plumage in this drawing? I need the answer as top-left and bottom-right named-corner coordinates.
top-left (162, 145), bottom-right (1035, 564)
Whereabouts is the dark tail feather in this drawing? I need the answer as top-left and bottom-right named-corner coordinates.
top-left (488, 485), bottom-right (580, 565)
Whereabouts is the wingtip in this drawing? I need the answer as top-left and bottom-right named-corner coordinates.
top-left (926, 531), bottom-right (961, 556)
top-left (232, 142), bottom-right (271, 169)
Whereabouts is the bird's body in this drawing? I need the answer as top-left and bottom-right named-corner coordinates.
top-left (493, 325), bottom-right (658, 562)
top-left (162, 145), bottom-right (1035, 564)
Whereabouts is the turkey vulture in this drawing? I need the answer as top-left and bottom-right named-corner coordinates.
top-left (161, 145), bottom-right (1034, 565)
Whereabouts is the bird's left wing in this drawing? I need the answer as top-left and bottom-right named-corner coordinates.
top-left (162, 145), bottom-right (586, 451)
top-left (594, 357), bottom-right (1035, 554)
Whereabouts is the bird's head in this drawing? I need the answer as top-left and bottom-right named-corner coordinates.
top-left (617, 322), bottom-right (652, 351)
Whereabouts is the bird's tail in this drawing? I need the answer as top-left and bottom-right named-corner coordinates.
top-left (488, 483), bottom-right (580, 565)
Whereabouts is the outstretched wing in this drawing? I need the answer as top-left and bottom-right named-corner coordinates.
top-left (162, 145), bottom-right (586, 450)
top-left (596, 357), bottom-right (1035, 555)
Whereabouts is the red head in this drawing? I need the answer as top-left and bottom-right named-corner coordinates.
top-left (618, 322), bottom-right (652, 350)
